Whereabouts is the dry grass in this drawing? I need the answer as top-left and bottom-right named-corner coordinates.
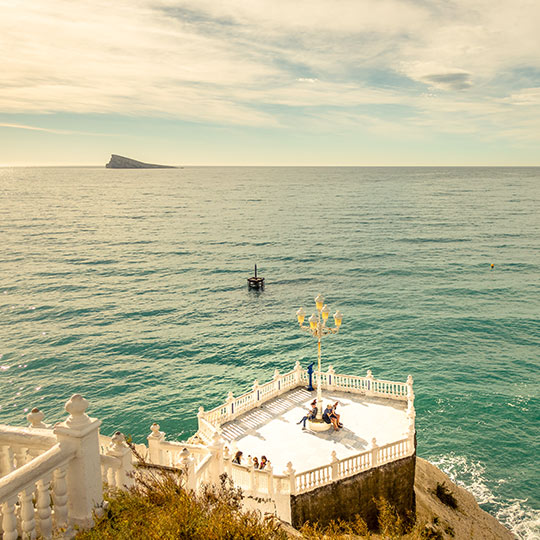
top-left (76, 471), bottom-right (287, 540)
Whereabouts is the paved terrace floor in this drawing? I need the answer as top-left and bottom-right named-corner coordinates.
top-left (221, 387), bottom-right (409, 474)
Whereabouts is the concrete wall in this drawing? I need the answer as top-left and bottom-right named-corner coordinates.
top-left (290, 454), bottom-right (416, 530)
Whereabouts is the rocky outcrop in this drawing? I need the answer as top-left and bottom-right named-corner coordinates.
top-left (413, 458), bottom-right (514, 540)
top-left (105, 154), bottom-right (176, 169)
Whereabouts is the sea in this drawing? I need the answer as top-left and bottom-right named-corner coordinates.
top-left (0, 166), bottom-right (538, 538)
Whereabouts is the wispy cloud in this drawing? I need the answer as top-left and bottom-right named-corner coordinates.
top-left (1, 0), bottom-right (539, 142)
top-left (0, 122), bottom-right (116, 136)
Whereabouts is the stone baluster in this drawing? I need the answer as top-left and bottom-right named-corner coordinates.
top-left (13, 445), bottom-right (28, 469)
top-left (53, 394), bottom-right (103, 529)
top-left (52, 465), bottom-right (68, 530)
top-left (330, 450), bottom-right (339, 480)
top-left (208, 432), bottom-right (225, 483)
top-left (285, 462), bottom-right (296, 495)
top-left (0, 445), bottom-right (14, 476)
top-left (2, 496), bottom-right (19, 540)
top-left (267, 462), bottom-right (274, 497)
top-left (27, 407), bottom-right (48, 429)
top-left (370, 438), bottom-right (378, 467)
top-left (294, 360), bottom-right (302, 385)
top-left (20, 484), bottom-right (37, 539)
top-left (36, 474), bottom-right (53, 539)
top-left (147, 423), bottom-right (165, 466)
top-left (226, 391), bottom-right (235, 420)
top-left (106, 432), bottom-right (134, 488)
top-left (366, 369), bottom-right (374, 396)
top-left (327, 365), bottom-right (336, 391)
top-left (178, 448), bottom-right (196, 491)
top-left (223, 445), bottom-right (232, 479)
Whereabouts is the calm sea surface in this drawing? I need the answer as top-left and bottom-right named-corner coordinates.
top-left (1, 167), bottom-right (539, 538)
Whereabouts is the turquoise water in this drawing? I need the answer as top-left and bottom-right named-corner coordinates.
top-left (1, 166), bottom-right (539, 538)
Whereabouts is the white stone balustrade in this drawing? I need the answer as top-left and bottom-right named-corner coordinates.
top-left (0, 363), bottom-right (417, 532)
top-left (198, 365), bottom-right (413, 435)
top-left (0, 395), bottom-right (136, 538)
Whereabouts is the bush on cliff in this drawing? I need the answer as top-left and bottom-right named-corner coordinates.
top-left (76, 470), bottom-right (287, 540)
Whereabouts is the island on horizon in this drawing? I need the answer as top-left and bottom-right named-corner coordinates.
top-left (105, 154), bottom-right (176, 169)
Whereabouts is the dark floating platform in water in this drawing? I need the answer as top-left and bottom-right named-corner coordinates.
top-left (247, 265), bottom-right (264, 289)
top-left (105, 154), bottom-right (177, 169)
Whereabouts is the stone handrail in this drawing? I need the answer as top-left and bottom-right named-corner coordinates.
top-left (198, 363), bottom-right (414, 435)
top-left (294, 435), bottom-right (414, 495)
top-left (0, 443), bottom-right (75, 539)
top-left (0, 424), bottom-right (57, 452)
top-left (228, 462), bottom-right (291, 497)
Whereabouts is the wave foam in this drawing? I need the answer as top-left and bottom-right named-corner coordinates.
top-left (428, 454), bottom-right (540, 540)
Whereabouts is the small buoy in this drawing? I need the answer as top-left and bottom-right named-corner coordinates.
top-left (491, 263), bottom-right (494, 269)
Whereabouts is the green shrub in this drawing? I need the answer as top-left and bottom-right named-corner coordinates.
top-left (76, 471), bottom-right (286, 540)
top-left (435, 483), bottom-right (458, 510)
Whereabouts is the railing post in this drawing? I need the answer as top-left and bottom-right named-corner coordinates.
top-left (223, 445), bottom-right (232, 478)
top-left (197, 406), bottom-right (205, 434)
top-left (267, 462), bottom-right (274, 496)
top-left (147, 423), bottom-right (165, 465)
top-left (208, 432), bottom-right (225, 484)
top-left (252, 380), bottom-right (260, 406)
top-left (226, 391), bottom-right (235, 420)
top-left (248, 456), bottom-right (255, 494)
top-left (294, 360), bottom-right (302, 385)
top-left (178, 448), bottom-right (196, 491)
top-left (370, 437), bottom-right (378, 467)
top-left (273, 368), bottom-right (280, 396)
top-left (327, 365), bottom-right (336, 391)
top-left (407, 374), bottom-right (415, 402)
top-left (285, 461), bottom-right (296, 495)
top-left (366, 369), bottom-right (374, 396)
top-left (331, 450), bottom-right (339, 480)
top-left (27, 407), bottom-right (48, 429)
top-left (106, 432), bottom-right (134, 488)
top-left (53, 394), bottom-right (103, 529)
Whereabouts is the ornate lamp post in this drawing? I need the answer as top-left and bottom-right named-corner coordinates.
top-left (296, 295), bottom-right (343, 428)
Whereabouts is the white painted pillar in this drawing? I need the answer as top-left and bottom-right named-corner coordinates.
top-left (226, 391), bottom-right (235, 421)
top-left (294, 360), bottom-right (302, 385)
top-left (285, 462), bottom-right (296, 495)
top-left (208, 432), bottom-right (225, 484)
top-left (327, 365), bottom-right (336, 391)
top-left (370, 437), bottom-right (378, 467)
top-left (331, 450), bottom-right (339, 480)
top-left (267, 462), bottom-right (274, 496)
top-left (248, 456), bottom-right (255, 494)
top-left (366, 369), bottom-right (374, 396)
top-left (178, 448), bottom-right (196, 491)
top-left (147, 423), bottom-right (165, 465)
top-left (53, 394), bottom-right (103, 529)
top-left (252, 379), bottom-right (260, 406)
top-left (106, 432), bottom-right (134, 488)
top-left (223, 445), bottom-right (232, 479)
top-left (273, 368), bottom-right (280, 396)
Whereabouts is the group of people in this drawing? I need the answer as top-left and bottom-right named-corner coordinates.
top-left (297, 399), bottom-right (343, 431)
top-left (232, 450), bottom-right (270, 469)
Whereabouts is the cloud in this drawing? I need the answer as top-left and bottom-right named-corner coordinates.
top-left (0, 0), bottom-right (539, 143)
top-left (0, 122), bottom-right (117, 136)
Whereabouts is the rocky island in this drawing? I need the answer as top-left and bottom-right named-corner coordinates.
top-left (105, 154), bottom-right (176, 169)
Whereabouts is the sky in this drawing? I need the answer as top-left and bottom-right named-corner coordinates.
top-left (1, 0), bottom-right (539, 166)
